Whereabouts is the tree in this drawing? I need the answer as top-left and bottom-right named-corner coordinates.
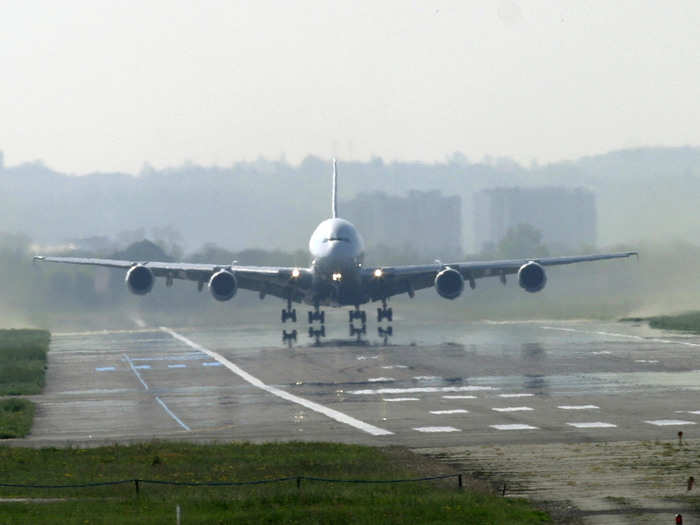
top-left (496, 224), bottom-right (549, 259)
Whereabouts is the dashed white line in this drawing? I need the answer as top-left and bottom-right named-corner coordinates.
top-left (490, 424), bottom-right (538, 430)
top-left (414, 426), bottom-right (461, 433)
top-left (645, 419), bottom-right (696, 426)
top-left (367, 377), bottom-right (394, 383)
top-left (635, 360), bottom-right (659, 364)
top-left (203, 362), bottom-right (223, 367)
top-left (492, 406), bottom-right (534, 412)
top-left (413, 376), bottom-right (440, 381)
top-left (95, 367), bottom-right (115, 372)
top-left (442, 395), bottom-right (478, 400)
top-left (567, 422), bottom-right (617, 428)
top-left (430, 409), bottom-right (468, 415)
top-left (168, 364), bottom-right (187, 369)
top-left (381, 365), bottom-right (408, 369)
top-left (382, 397), bottom-right (420, 402)
top-left (558, 405), bottom-right (600, 410)
top-left (134, 365), bottom-right (151, 370)
top-left (498, 393), bottom-right (534, 398)
top-left (161, 327), bottom-right (393, 437)
top-left (350, 386), bottom-right (496, 395)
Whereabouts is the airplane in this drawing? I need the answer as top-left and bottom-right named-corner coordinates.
top-left (34, 159), bottom-right (637, 342)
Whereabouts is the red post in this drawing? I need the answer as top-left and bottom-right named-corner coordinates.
top-left (676, 513), bottom-right (683, 524)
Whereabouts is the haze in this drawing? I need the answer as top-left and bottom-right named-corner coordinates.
top-left (2, 1), bottom-right (700, 174)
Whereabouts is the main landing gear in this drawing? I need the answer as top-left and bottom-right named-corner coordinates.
top-left (349, 305), bottom-right (367, 341)
top-left (377, 298), bottom-right (393, 322)
top-left (308, 303), bottom-right (326, 344)
top-left (281, 297), bottom-right (298, 345)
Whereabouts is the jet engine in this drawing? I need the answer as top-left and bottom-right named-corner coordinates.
top-left (518, 261), bottom-right (547, 293)
top-left (434, 267), bottom-right (464, 300)
top-left (209, 270), bottom-right (238, 301)
top-left (125, 264), bottom-right (155, 295)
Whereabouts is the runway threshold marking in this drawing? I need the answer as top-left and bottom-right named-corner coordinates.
top-left (414, 426), bottom-right (461, 433)
top-left (645, 419), bottom-right (696, 426)
top-left (567, 422), bottom-right (617, 428)
top-left (160, 327), bottom-right (393, 437)
top-left (490, 424), bottom-right (539, 430)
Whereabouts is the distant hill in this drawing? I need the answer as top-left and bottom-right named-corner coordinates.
top-left (2, 147), bottom-right (700, 253)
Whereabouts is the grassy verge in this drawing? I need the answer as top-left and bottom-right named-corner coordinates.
top-left (647, 311), bottom-right (700, 333)
top-left (0, 442), bottom-right (551, 524)
top-left (0, 329), bottom-right (50, 395)
top-left (0, 398), bottom-right (35, 438)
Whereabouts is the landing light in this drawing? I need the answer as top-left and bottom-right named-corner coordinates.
top-left (291, 268), bottom-right (301, 278)
top-left (332, 272), bottom-right (342, 281)
top-left (374, 268), bottom-right (383, 278)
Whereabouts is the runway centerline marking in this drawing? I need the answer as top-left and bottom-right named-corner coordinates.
top-left (383, 397), bottom-right (420, 402)
top-left (499, 393), bottom-right (534, 398)
top-left (350, 386), bottom-right (496, 395)
top-left (160, 327), bottom-right (393, 437)
top-left (430, 409), bottom-right (468, 415)
top-left (95, 367), bottom-right (115, 372)
top-left (442, 395), bottom-right (477, 400)
top-left (558, 405), bottom-right (600, 410)
top-left (492, 406), bottom-right (534, 412)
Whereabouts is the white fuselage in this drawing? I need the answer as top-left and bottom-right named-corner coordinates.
top-left (307, 218), bottom-right (366, 306)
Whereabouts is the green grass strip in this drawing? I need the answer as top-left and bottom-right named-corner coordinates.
top-left (0, 398), bottom-right (35, 438)
top-left (0, 442), bottom-right (551, 524)
top-left (647, 311), bottom-right (700, 333)
top-left (0, 329), bottom-right (50, 395)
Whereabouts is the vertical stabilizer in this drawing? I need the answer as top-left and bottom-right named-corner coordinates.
top-left (332, 158), bottom-right (338, 218)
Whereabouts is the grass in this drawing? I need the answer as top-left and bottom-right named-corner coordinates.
top-left (0, 398), bottom-right (35, 438)
top-left (0, 329), bottom-right (50, 395)
top-left (646, 311), bottom-right (700, 333)
top-left (0, 442), bottom-right (552, 524)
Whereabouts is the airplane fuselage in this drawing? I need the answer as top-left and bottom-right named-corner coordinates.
top-left (308, 217), bottom-right (367, 307)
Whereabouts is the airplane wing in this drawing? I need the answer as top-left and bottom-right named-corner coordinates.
top-left (32, 256), bottom-right (312, 302)
top-left (361, 251), bottom-right (638, 300)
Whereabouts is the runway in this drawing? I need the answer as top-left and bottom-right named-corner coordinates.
top-left (20, 317), bottom-right (700, 448)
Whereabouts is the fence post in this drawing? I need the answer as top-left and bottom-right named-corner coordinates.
top-left (296, 477), bottom-right (301, 489)
top-left (134, 479), bottom-right (140, 496)
top-left (458, 474), bottom-right (463, 489)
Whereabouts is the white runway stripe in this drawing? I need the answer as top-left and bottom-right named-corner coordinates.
top-left (367, 377), bottom-right (394, 382)
top-left (161, 327), bottom-right (393, 437)
top-left (558, 405), bottom-right (599, 410)
top-left (134, 365), bottom-right (151, 370)
top-left (567, 422), bottom-right (617, 428)
top-left (95, 367), bottom-right (115, 372)
top-left (542, 326), bottom-right (700, 347)
top-left (430, 409), bottom-right (468, 415)
top-left (383, 397), bottom-right (420, 402)
top-left (168, 364), bottom-right (187, 369)
top-left (350, 386), bottom-right (496, 395)
top-left (645, 419), bottom-right (696, 426)
top-left (490, 424), bottom-right (538, 430)
top-left (442, 395), bottom-right (477, 399)
top-left (381, 365), bottom-right (408, 369)
top-left (203, 362), bottom-right (223, 367)
top-left (414, 426), bottom-right (461, 433)
top-left (499, 393), bottom-right (534, 398)
top-left (492, 406), bottom-right (534, 412)
top-left (155, 396), bottom-right (191, 431)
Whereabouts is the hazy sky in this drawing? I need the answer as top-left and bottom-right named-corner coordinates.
top-left (2, 1), bottom-right (700, 174)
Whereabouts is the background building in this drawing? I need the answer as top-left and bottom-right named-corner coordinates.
top-left (342, 190), bottom-right (462, 260)
top-left (474, 187), bottom-right (596, 252)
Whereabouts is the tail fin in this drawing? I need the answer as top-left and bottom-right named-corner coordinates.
top-left (332, 158), bottom-right (338, 218)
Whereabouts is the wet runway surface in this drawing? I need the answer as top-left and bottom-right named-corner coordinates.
top-left (21, 318), bottom-right (700, 447)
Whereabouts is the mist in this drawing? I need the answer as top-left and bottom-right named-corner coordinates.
top-left (2, 148), bottom-right (700, 330)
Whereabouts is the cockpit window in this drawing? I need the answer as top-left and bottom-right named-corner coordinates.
top-left (323, 236), bottom-right (350, 242)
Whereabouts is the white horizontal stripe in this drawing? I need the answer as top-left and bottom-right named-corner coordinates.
top-left (430, 409), bottom-right (468, 415)
top-left (382, 397), bottom-right (420, 402)
top-left (490, 424), bottom-right (538, 430)
top-left (442, 395), bottom-right (477, 399)
top-left (168, 364), bottom-right (187, 369)
top-left (414, 426), bottom-right (461, 433)
top-left (492, 406), bottom-right (534, 412)
top-left (499, 393), bottom-right (534, 398)
top-left (95, 367), bottom-right (115, 372)
top-left (161, 327), bottom-right (393, 437)
top-left (203, 362), bottom-right (223, 367)
top-left (567, 422), bottom-right (617, 428)
top-left (645, 419), bottom-right (696, 426)
top-left (558, 405), bottom-right (599, 410)
top-left (134, 365), bottom-right (151, 370)
top-left (381, 365), bottom-right (408, 369)
top-left (350, 386), bottom-right (496, 395)
top-left (367, 377), bottom-right (394, 382)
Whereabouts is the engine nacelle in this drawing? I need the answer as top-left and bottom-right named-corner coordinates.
top-left (209, 270), bottom-right (237, 301)
top-left (125, 264), bottom-right (154, 295)
top-left (434, 267), bottom-right (464, 300)
top-left (518, 261), bottom-right (547, 293)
